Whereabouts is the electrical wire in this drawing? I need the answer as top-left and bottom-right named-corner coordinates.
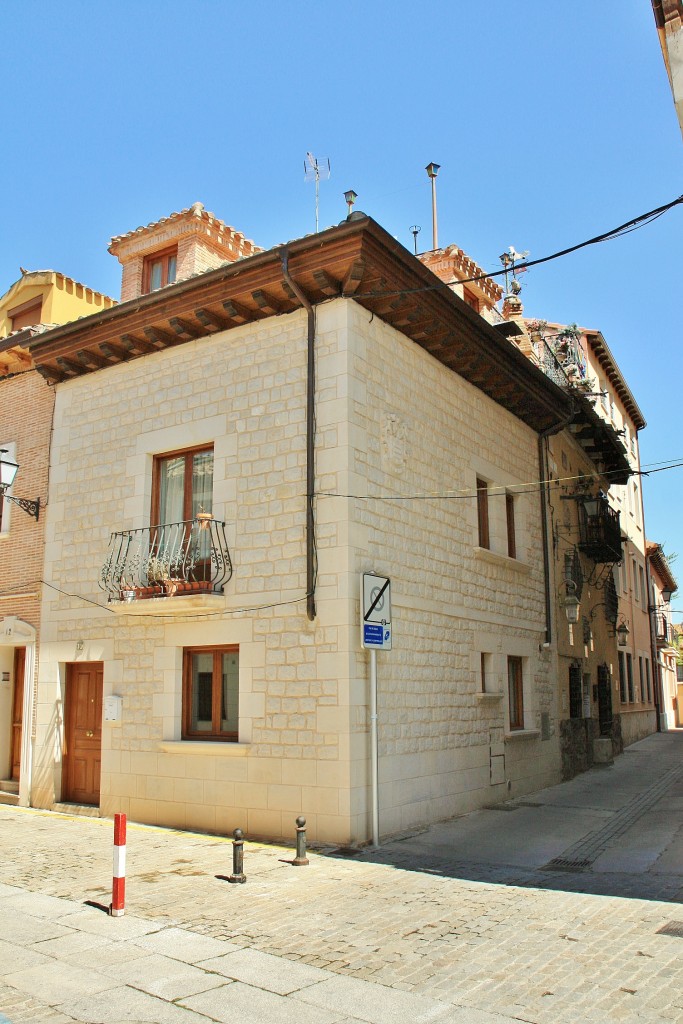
top-left (40, 579), bottom-right (115, 613)
top-left (344, 193), bottom-right (683, 300)
top-left (35, 577), bottom-right (311, 618)
top-left (314, 458), bottom-right (683, 504)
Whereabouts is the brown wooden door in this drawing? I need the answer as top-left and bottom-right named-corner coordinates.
top-left (63, 663), bottom-right (103, 805)
top-left (11, 647), bottom-right (25, 781)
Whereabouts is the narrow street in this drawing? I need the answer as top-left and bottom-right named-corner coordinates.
top-left (0, 732), bottom-right (681, 1024)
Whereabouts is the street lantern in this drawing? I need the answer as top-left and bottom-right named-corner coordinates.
top-left (0, 450), bottom-right (18, 490)
top-left (563, 581), bottom-right (580, 624)
top-left (616, 620), bottom-right (630, 647)
top-left (0, 450), bottom-right (40, 521)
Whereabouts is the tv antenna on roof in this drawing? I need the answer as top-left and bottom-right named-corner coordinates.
top-left (304, 152), bottom-right (331, 233)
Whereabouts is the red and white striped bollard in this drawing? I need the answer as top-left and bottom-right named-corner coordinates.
top-left (110, 812), bottom-right (126, 917)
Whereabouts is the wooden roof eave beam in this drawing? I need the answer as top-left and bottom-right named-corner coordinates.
top-left (195, 307), bottom-right (230, 332)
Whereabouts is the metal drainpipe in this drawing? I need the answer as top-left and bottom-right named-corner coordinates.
top-left (538, 405), bottom-right (576, 644)
top-left (281, 251), bottom-right (316, 620)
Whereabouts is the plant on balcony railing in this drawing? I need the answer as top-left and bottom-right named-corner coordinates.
top-left (100, 517), bottom-right (232, 602)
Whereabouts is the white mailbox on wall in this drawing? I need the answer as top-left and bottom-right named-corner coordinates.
top-left (104, 695), bottom-right (123, 723)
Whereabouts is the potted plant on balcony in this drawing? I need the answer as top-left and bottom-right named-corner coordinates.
top-left (146, 556), bottom-right (179, 596)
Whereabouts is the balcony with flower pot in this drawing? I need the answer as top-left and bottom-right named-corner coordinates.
top-left (100, 514), bottom-right (232, 615)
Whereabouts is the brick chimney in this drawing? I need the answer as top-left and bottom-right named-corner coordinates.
top-left (108, 202), bottom-right (262, 303)
top-left (418, 245), bottom-right (503, 314)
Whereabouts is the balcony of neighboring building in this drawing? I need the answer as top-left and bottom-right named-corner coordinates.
top-left (100, 516), bottom-right (232, 615)
top-left (577, 495), bottom-right (623, 564)
top-left (654, 611), bottom-right (674, 647)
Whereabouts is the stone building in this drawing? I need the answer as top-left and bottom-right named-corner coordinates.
top-left (647, 541), bottom-right (679, 729)
top-left (419, 252), bottom-right (634, 779)
top-left (21, 206), bottom-right (588, 844)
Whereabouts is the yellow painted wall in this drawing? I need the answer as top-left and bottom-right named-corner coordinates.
top-left (0, 272), bottom-right (115, 338)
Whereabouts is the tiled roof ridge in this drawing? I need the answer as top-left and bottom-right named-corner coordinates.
top-left (3, 269), bottom-right (115, 304)
top-left (109, 201), bottom-right (262, 253)
top-left (418, 244), bottom-right (503, 301)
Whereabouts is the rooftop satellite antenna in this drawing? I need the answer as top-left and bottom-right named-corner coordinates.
top-left (304, 152), bottom-right (331, 232)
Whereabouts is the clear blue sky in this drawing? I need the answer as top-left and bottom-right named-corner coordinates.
top-left (3, 2), bottom-right (682, 590)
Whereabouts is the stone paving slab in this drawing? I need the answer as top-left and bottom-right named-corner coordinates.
top-left (180, 980), bottom-right (344, 1024)
top-left (55, 985), bottom-right (211, 1024)
top-left (292, 975), bottom-right (473, 1023)
top-left (132, 926), bottom-right (240, 963)
top-left (97, 951), bottom-right (226, 1000)
top-left (196, 946), bottom-right (336, 994)
top-left (4, 960), bottom-right (119, 1004)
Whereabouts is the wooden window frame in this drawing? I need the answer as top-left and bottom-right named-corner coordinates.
top-left (507, 656), bottom-right (524, 731)
top-left (8, 297), bottom-right (42, 332)
top-left (626, 653), bottom-right (634, 703)
top-left (182, 644), bottom-right (238, 741)
top-left (142, 246), bottom-right (178, 294)
top-left (151, 444), bottom-right (213, 526)
top-left (463, 288), bottom-right (479, 312)
top-left (476, 478), bottom-right (490, 549)
top-left (645, 658), bottom-right (652, 702)
top-left (505, 492), bottom-right (516, 559)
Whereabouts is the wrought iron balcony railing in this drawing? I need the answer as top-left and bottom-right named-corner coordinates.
top-left (577, 497), bottom-right (622, 564)
top-left (100, 518), bottom-right (232, 602)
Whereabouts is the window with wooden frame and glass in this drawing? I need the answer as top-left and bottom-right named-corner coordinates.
top-left (507, 656), bottom-right (524, 730)
top-left (476, 478), bottom-right (490, 549)
top-left (143, 247), bottom-right (177, 294)
top-left (183, 645), bottom-right (239, 740)
top-left (152, 445), bottom-right (214, 580)
top-left (505, 492), bottom-right (516, 558)
top-left (152, 445), bottom-right (213, 526)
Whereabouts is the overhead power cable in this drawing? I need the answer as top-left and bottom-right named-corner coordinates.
top-left (344, 194), bottom-right (683, 300)
top-left (315, 458), bottom-right (683, 504)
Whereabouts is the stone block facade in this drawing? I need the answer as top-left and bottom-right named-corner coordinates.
top-left (35, 298), bottom-right (560, 844)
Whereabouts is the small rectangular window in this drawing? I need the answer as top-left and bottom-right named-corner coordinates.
top-left (632, 560), bottom-right (639, 603)
top-left (508, 656), bottom-right (524, 730)
top-left (183, 646), bottom-right (238, 740)
top-left (480, 652), bottom-right (490, 693)
top-left (505, 493), bottom-right (516, 559)
top-left (143, 247), bottom-right (178, 294)
top-left (618, 652), bottom-right (627, 703)
top-left (476, 478), bottom-right (489, 549)
top-left (569, 664), bottom-right (583, 719)
top-left (626, 654), bottom-right (634, 703)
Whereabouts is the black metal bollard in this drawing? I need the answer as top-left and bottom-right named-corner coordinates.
top-left (228, 827), bottom-right (247, 883)
top-left (292, 816), bottom-right (309, 866)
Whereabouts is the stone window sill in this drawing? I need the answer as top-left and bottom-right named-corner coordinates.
top-left (158, 741), bottom-right (249, 756)
top-left (474, 547), bottom-right (532, 574)
top-left (504, 729), bottom-right (540, 741)
top-left (477, 692), bottom-right (503, 701)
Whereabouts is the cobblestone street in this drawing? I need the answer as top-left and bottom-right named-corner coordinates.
top-left (0, 733), bottom-right (682, 1023)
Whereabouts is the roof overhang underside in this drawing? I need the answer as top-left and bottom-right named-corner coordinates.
top-left (26, 216), bottom-right (575, 434)
top-left (568, 393), bottom-right (632, 485)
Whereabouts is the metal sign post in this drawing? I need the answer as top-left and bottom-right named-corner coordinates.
top-left (361, 573), bottom-right (392, 848)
